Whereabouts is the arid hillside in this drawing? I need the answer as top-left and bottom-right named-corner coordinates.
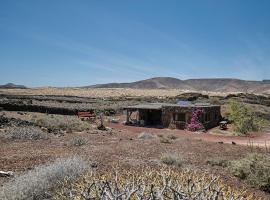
top-left (0, 83), bottom-right (27, 89)
top-left (87, 77), bottom-right (270, 94)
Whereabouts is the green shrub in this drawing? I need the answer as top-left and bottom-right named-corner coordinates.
top-left (228, 101), bottom-right (260, 135)
top-left (229, 153), bottom-right (270, 192)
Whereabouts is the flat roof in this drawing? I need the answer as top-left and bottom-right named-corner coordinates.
top-left (124, 103), bottom-right (165, 110)
top-left (124, 103), bottom-right (220, 110)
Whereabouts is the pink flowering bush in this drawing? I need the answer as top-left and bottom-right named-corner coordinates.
top-left (186, 109), bottom-right (204, 131)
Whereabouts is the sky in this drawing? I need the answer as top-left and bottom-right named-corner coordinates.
top-left (0, 0), bottom-right (270, 87)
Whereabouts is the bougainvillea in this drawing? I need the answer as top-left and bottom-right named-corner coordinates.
top-left (186, 109), bottom-right (204, 131)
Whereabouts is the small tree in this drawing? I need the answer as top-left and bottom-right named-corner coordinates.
top-left (228, 101), bottom-right (258, 135)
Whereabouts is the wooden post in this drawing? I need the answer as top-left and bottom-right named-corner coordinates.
top-left (126, 109), bottom-right (130, 124)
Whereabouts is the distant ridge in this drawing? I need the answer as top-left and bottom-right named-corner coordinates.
top-left (85, 77), bottom-right (270, 94)
top-left (0, 83), bottom-right (27, 89)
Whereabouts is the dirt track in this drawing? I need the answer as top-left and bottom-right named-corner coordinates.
top-left (108, 123), bottom-right (270, 147)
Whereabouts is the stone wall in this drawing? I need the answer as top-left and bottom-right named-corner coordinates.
top-left (161, 106), bottom-right (221, 130)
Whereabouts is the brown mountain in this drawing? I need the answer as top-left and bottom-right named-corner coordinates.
top-left (86, 77), bottom-right (270, 94)
top-left (0, 83), bottom-right (27, 89)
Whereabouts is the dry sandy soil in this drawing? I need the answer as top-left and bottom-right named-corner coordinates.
top-left (0, 88), bottom-right (242, 98)
top-left (1, 111), bottom-right (270, 199)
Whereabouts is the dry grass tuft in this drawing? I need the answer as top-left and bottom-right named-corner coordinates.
top-left (71, 138), bottom-right (87, 146)
top-left (31, 114), bottom-right (89, 132)
top-left (137, 132), bottom-right (156, 140)
top-left (2, 126), bottom-right (48, 140)
top-left (161, 153), bottom-right (183, 168)
top-left (0, 157), bottom-right (88, 200)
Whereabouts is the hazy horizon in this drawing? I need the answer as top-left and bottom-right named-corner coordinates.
top-left (1, 1), bottom-right (270, 87)
top-left (1, 76), bottom-right (270, 88)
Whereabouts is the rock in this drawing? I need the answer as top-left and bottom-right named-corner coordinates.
top-left (41, 127), bottom-right (48, 132)
top-left (90, 162), bottom-right (98, 168)
top-left (232, 141), bottom-right (236, 145)
top-left (0, 171), bottom-right (14, 177)
top-left (97, 124), bottom-right (106, 131)
top-left (110, 118), bottom-right (120, 123)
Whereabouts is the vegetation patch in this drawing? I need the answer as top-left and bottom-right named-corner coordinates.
top-left (71, 138), bottom-right (87, 146)
top-left (206, 158), bottom-right (229, 167)
top-left (0, 157), bottom-right (88, 200)
top-left (160, 137), bottom-right (173, 144)
top-left (228, 101), bottom-right (263, 135)
top-left (167, 134), bottom-right (178, 140)
top-left (54, 168), bottom-right (255, 199)
top-left (31, 114), bottom-right (89, 133)
top-left (161, 153), bottom-right (183, 168)
top-left (137, 132), bottom-right (156, 140)
top-left (2, 126), bottom-right (48, 140)
top-left (229, 153), bottom-right (270, 192)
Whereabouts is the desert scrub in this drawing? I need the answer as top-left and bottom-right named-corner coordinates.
top-left (161, 153), bottom-right (183, 168)
top-left (31, 114), bottom-right (89, 132)
top-left (228, 101), bottom-right (261, 135)
top-left (160, 137), bottom-right (173, 144)
top-left (159, 134), bottom-right (177, 144)
top-left (71, 138), bottom-right (87, 146)
top-left (229, 153), bottom-right (270, 192)
top-left (2, 126), bottom-right (48, 140)
top-left (54, 168), bottom-right (256, 199)
top-left (0, 157), bottom-right (88, 200)
top-left (167, 134), bottom-right (177, 140)
top-left (137, 132), bottom-right (156, 140)
top-left (206, 158), bottom-right (229, 167)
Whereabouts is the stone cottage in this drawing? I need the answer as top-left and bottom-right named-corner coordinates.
top-left (123, 103), bottom-right (221, 130)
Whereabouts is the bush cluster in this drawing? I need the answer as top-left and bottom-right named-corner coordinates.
top-left (0, 157), bottom-right (88, 200)
top-left (228, 101), bottom-right (260, 135)
top-left (2, 126), bottom-right (48, 140)
top-left (229, 153), bottom-right (270, 192)
top-left (31, 114), bottom-right (89, 132)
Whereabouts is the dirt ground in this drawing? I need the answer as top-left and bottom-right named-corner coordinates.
top-left (109, 115), bottom-right (270, 147)
top-left (1, 111), bottom-right (270, 199)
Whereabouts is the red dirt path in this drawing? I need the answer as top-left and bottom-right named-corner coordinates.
top-left (107, 122), bottom-right (270, 147)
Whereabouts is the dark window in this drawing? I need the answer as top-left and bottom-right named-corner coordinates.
top-left (204, 112), bottom-right (211, 122)
top-left (215, 112), bottom-right (220, 120)
top-left (173, 113), bottom-right (186, 122)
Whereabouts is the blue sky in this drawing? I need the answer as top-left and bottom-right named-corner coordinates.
top-left (0, 0), bottom-right (270, 87)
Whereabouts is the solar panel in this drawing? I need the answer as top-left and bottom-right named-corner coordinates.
top-left (177, 100), bottom-right (192, 106)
